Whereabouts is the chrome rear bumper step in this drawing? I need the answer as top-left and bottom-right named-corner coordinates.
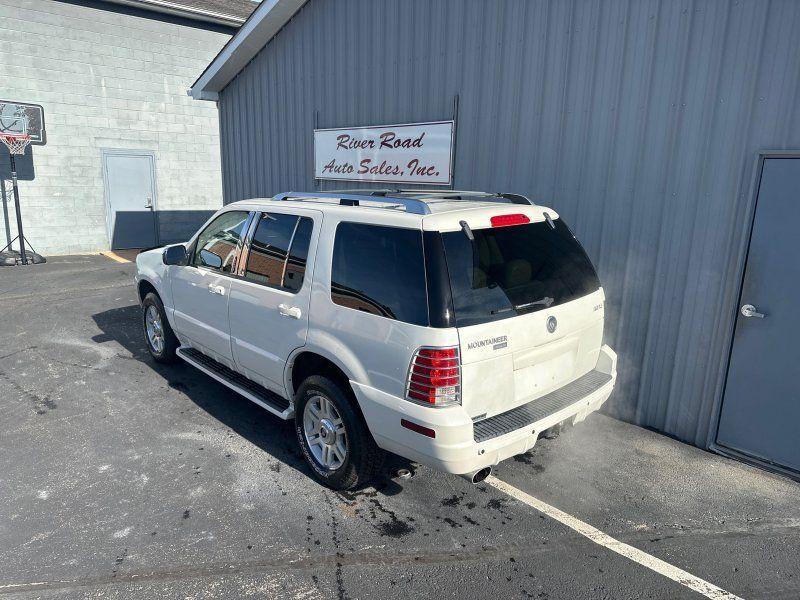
top-left (177, 346), bottom-right (292, 418)
top-left (472, 370), bottom-right (612, 443)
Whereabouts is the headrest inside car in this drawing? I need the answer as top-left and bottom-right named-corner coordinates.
top-left (497, 259), bottom-right (532, 288)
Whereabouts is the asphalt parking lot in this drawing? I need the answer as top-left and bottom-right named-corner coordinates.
top-left (1, 255), bottom-right (799, 600)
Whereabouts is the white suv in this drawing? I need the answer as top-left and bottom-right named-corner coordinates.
top-left (135, 190), bottom-right (617, 490)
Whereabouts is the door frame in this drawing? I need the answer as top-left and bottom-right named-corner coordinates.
top-left (100, 148), bottom-right (159, 248)
top-left (708, 150), bottom-right (800, 481)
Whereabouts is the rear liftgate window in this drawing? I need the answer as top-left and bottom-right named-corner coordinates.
top-left (441, 218), bottom-right (600, 327)
top-left (331, 222), bottom-right (428, 326)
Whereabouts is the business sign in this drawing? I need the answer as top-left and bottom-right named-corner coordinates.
top-left (314, 120), bottom-right (454, 185)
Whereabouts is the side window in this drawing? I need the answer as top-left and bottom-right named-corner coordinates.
top-left (331, 222), bottom-right (428, 326)
top-left (284, 217), bottom-right (313, 293)
top-left (192, 211), bottom-right (249, 273)
top-left (244, 213), bottom-right (313, 292)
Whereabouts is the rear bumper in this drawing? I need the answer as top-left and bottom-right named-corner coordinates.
top-left (351, 345), bottom-right (617, 475)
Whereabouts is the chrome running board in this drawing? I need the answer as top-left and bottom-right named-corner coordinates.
top-left (177, 346), bottom-right (293, 420)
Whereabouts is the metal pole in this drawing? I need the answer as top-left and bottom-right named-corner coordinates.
top-left (1, 179), bottom-right (11, 247)
top-left (451, 94), bottom-right (459, 190)
top-left (9, 154), bottom-right (27, 265)
top-left (313, 109), bottom-right (320, 190)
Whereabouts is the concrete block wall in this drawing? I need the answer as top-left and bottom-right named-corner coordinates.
top-left (0, 0), bottom-right (230, 255)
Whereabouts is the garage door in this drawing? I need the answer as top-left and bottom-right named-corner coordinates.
top-left (717, 157), bottom-right (800, 475)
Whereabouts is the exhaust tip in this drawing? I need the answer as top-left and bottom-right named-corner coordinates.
top-left (472, 466), bottom-right (492, 484)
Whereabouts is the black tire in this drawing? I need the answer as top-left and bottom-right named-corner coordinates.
top-left (142, 292), bottom-right (179, 363)
top-left (294, 375), bottom-right (384, 490)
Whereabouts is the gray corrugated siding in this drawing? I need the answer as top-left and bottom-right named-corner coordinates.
top-left (216, 0), bottom-right (800, 447)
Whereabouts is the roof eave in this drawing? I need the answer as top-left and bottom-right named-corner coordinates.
top-left (103, 0), bottom-right (247, 27)
top-left (188, 89), bottom-right (220, 101)
top-left (189, 0), bottom-right (308, 101)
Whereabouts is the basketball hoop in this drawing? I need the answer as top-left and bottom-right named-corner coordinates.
top-left (0, 101), bottom-right (46, 267)
top-left (0, 133), bottom-right (31, 155)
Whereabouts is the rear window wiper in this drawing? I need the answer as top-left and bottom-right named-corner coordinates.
top-left (459, 220), bottom-right (474, 241)
top-left (460, 220), bottom-right (482, 290)
top-left (491, 296), bottom-right (554, 315)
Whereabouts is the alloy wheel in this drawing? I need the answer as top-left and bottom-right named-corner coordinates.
top-left (145, 305), bottom-right (165, 354)
top-left (302, 394), bottom-right (348, 470)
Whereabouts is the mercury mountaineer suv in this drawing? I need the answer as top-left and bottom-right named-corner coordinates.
top-left (134, 190), bottom-right (617, 490)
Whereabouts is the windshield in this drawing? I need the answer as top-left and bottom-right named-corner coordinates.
top-left (440, 218), bottom-right (600, 327)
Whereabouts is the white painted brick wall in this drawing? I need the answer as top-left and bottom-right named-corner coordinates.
top-left (0, 0), bottom-right (230, 255)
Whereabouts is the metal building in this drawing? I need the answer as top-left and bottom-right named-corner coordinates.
top-left (189, 0), bottom-right (800, 477)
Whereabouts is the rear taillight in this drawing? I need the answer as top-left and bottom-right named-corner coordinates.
top-left (406, 346), bottom-right (461, 407)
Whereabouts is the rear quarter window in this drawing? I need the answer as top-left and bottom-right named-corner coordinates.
top-left (331, 222), bottom-right (428, 326)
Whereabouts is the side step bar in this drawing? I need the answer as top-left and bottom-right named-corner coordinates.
top-left (177, 346), bottom-right (293, 419)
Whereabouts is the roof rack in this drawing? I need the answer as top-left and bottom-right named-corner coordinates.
top-left (272, 191), bottom-right (431, 214)
top-left (272, 189), bottom-right (535, 215)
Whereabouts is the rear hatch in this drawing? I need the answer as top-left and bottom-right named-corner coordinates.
top-left (430, 210), bottom-right (605, 420)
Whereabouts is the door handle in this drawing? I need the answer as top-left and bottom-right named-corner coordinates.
top-left (208, 284), bottom-right (226, 296)
top-left (145, 196), bottom-right (153, 209)
top-left (278, 303), bottom-right (302, 319)
top-left (740, 304), bottom-right (765, 319)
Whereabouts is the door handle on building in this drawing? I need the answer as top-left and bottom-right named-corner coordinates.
top-left (207, 284), bottom-right (225, 296)
top-left (145, 196), bottom-right (153, 209)
top-left (740, 304), bottom-right (765, 318)
top-left (278, 303), bottom-right (302, 319)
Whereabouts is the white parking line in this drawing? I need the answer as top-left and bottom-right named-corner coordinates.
top-left (486, 475), bottom-right (743, 600)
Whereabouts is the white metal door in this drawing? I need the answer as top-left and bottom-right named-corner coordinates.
top-left (102, 150), bottom-right (157, 249)
top-left (171, 267), bottom-right (235, 364)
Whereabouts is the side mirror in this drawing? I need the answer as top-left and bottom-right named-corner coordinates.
top-left (162, 244), bottom-right (187, 266)
top-left (198, 249), bottom-right (222, 269)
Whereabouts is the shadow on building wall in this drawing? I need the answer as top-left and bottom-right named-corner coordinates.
top-left (110, 209), bottom-right (215, 249)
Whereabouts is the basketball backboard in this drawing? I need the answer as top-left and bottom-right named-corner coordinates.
top-left (0, 100), bottom-right (46, 145)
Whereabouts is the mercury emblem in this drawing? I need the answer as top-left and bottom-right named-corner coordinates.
top-left (547, 316), bottom-right (557, 333)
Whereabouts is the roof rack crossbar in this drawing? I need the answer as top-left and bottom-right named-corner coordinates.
top-left (321, 188), bottom-right (402, 197)
top-left (394, 189), bottom-right (495, 196)
top-left (321, 188), bottom-right (535, 205)
top-left (497, 193), bottom-right (535, 206)
top-left (272, 191), bottom-right (430, 214)
top-left (392, 189), bottom-right (535, 205)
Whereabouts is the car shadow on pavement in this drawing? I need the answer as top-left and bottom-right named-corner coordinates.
top-left (91, 304), bottom-right (409, 495)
